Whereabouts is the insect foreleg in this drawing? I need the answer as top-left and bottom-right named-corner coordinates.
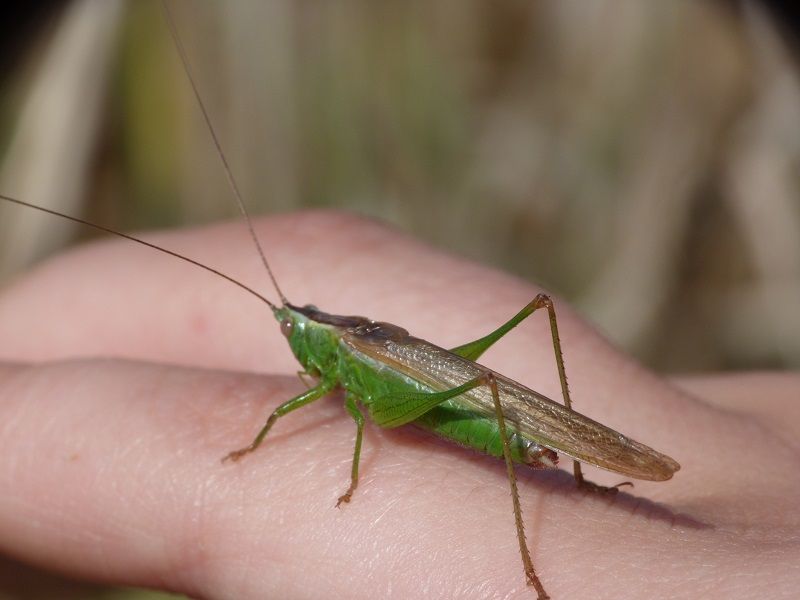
top-left (296, 370), bottom-right (314, 389)
top-left (223, 382), bottom-right (334, 463)
top-left (336, 394), bottom-right (365, 508)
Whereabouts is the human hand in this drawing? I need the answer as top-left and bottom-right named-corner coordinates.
top-left (0, 212), bottom-right (797, 599)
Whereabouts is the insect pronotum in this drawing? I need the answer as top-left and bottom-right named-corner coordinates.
top-left (0, 4), bottom-right (681, 599)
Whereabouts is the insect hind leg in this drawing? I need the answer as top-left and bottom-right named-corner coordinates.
top-left (530, 295), bottom-right (635, 493)
top-left (450, 293), bottom-right (631, 493)
top-left (482, 372), bottom-right (549, 600)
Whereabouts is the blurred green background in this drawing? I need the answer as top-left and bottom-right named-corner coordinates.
top-left (0, 0), bottom-right (798, 598)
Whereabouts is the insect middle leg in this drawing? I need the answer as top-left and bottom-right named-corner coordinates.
top-left (336, 393), bottom-right (365, 507)
top-left (450, 293), bottom-right (630, 493)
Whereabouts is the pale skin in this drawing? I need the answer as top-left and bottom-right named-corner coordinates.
top-left (0, 211), bottom-right (798, 599)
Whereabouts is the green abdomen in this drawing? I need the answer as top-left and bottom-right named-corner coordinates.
top-left (337, 345), bottom-right (532, 464)
top-left (413, 401), bottom-right (531, 463)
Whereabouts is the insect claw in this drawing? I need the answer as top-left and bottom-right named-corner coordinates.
top-left (578, 479), bottom-right (633, 495)
top-left (525, 571), bottom-right (550, 599)
top-left (335, 493), bottom-right (352, 508)
top-left (221, 447), bottom-right (252, 464)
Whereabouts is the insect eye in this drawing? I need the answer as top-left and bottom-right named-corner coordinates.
top-left (280, 318), bottom-right (294, 339)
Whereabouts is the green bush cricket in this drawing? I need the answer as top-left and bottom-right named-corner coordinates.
top-left (0, 191), bottom-right (681, 600)
top-left (0, 6), bottom-right (681, 599)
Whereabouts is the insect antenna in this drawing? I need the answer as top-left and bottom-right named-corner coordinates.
top-left (0, 193), bottom-right (275, 309)
top-left (160, 1), bottom-right (289, 307)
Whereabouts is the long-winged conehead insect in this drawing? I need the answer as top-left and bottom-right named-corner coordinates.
top-left (0, 4), bottom-right (681, 599)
